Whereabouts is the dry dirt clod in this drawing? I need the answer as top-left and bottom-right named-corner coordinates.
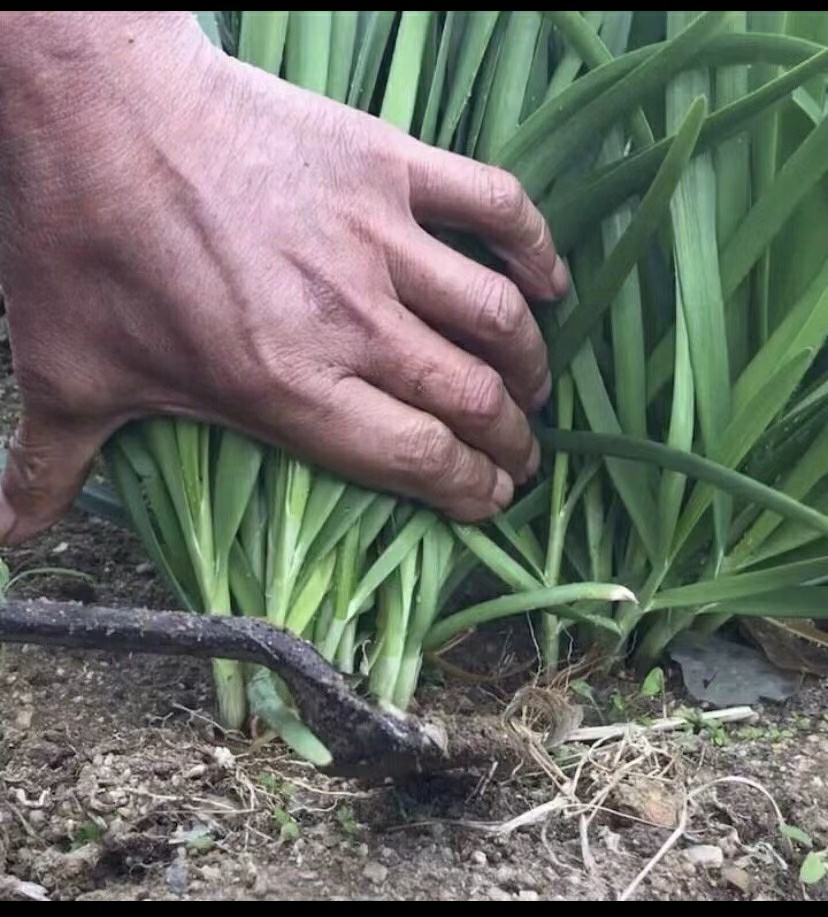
top-left (363, 861), bottom-right (388, 886)
top-left (612, 777), bottom-right (681, 830)
top-left (28, 810), bottom-right (46, 829)
top-left (685, 846), bottom-right (725, 870)
top-left (487, 886), bottom-right (513, 902)
top-left (33, 843), bottom-right (101, 890)
top-left (722, 866), bottom-right (753, 896)
top-left (14, 707), bottom-right (33, 732)
top-left (495, 864), bottom-right (519, 888)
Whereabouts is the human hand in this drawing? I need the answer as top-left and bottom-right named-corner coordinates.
top-left (0, 11), bottom-right (568, 545)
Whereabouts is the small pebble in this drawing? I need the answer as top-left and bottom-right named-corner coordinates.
top-left (212, 747), bottom-right (235, 770)
top-left (717, 831), bottom-right (740, 859)
top-left (487, 887), bottom-right (513, 902)
top-left (253, 875), bottom-right (271, 898)
top-left (199, 866), bottom-right (222, 884)
top-left (363, 862), bottom-right (388, 886)
top-left (518, 891), bottom-right (540, 902)
top-left (686, 846), bottom-right (724, 870)
top-left (471, 851), bottom-right (488, 868)
top-left (722, 866), bottom-right (753, 896)
top-left (28, 810), bottom-right (46, 828)
top-left (495, 865), bottom-right (520, 889)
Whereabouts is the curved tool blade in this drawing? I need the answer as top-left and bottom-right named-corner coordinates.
top-left (0, 600), bottom-right (446, 781)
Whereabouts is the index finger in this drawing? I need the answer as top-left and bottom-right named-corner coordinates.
top-left (406, 146), bottom-right (570, 302)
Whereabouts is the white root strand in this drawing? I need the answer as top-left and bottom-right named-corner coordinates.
top-left (567, 706), bottom-right (757, 745)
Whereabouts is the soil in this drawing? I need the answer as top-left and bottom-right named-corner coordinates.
top-left (1, 342), bottom-right (827, 903)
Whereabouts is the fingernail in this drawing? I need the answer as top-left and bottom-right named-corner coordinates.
top-left (551, 257), bottom-right (570, 299)
top-left (493, 469), bottom-right (515, 510)
top-left (510, 262), bottom-right (554, 303)
top-left (530, 373), bottom-right (553, 413)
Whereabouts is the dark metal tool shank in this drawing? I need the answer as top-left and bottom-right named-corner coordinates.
top-left (0, 601), bottom-right (446, 782)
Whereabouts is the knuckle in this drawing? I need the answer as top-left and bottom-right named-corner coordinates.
top-left (402, 419), bottom-right (458, 480)
top-left (481, 166), bottom-right (526, 220)
top-left (383, 233), bottom-right (419, 285)
top-left (481, 167), bottom-right (528, 221)
top-left (483, 168), bottom-right (550, 254)
top-left (413, 156), bottom-right (446, 203)
top-left (457, 365), bottom-right (506, 427)
top-left (477, 273), bottom-right (524, 338)
top-left (527, 217), bottom-right (553, 258)
top-left (524, 342), bottom-right (551, 394)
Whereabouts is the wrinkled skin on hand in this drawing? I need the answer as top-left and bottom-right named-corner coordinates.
top-left (0, 12), bottom-right (568, 545)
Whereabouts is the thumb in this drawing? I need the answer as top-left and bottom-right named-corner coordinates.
top-left (0, 412), bottom-right (104, 546)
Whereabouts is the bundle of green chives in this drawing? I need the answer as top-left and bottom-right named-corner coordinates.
top-left (109, 12), bottom-right (828, 764)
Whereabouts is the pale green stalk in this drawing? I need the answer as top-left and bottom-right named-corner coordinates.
top-left (436, 11), bottom-right (500, 149)
top-left (667, 10), bottom-right (732, 569)
top-left (319, 524), bottom-right (362, 665)
top-left (285, 11), bottom-right (332, 94)
top-left (327, 11), bottom-right (359, 103)
top-left (380, 11), bottom-right (434, 132)
top-left (716, 11), bottom-right (752, 378)
top-left (748, 10), bottom-right (789, 346)
top-left (146, 421), bottom-right (246, 728)
top-left (546, 11), bottom-right (605, 101)
top-left (420, 11), bottom-right (458, 146)
top-left (476, 11), bottom-right (543, 163)
top-left (541, 373), bottom-right (574, 669)
top-left (547, 10), bottom-right (654, 150)
top-left (265, 455), bottom-right (312, 628)
top-left (394, 524), bottom-right (455, 710)
top-left (521, 16), bottom-right (552, 121)
top-left (425, 585), bottom-right (637, 652)
top-left (246, 668), bottom-right (332, 767)
top-left (369, 546), bottom-right (419, 707)
top-left (238, 11), bottom-right (289, 74)
top-left (347, 11), bottom-right (397, 110)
